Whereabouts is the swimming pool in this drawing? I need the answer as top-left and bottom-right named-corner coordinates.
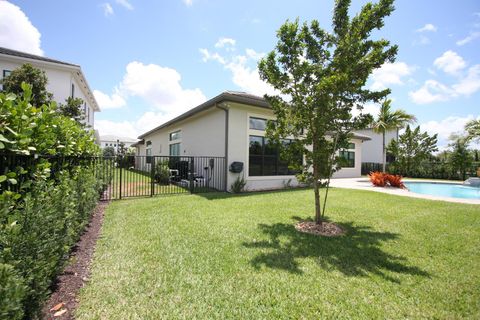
top-left (404, 182), bottom-right (480, 200)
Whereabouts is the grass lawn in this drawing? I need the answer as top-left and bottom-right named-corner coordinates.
top-left (108, 168), bottom-right (189, 198)
top-left (76, 188), bottom-right (480, 319)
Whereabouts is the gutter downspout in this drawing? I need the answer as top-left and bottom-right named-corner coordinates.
top-left (216, 103), bottom-right (229, 192)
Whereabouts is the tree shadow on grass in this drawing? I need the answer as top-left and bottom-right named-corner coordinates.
top-left (242, 217), bottom-right (430, 283)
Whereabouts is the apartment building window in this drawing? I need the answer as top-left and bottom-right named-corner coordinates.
top-left (169, 143), bottom-right (180, 156)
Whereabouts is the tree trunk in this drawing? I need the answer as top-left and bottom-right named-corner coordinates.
top-left (314, 165), bottom-right (322, 225)
top-left (382, 131), bottom-right (386, 173)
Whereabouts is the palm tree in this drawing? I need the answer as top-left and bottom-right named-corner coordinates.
top-left (465, 119), bottom-right (480, 143)
top-left (372, 99), bottom-right (416, 172)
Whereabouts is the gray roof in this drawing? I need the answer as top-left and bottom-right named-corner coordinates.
top-left (137, 90), bottom-right (371, 141)
top-left (138, 91), bottom-right (269, 138)
top-left (0, 47), bottom-right (79, 67)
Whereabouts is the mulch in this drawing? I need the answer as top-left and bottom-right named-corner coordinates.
top-left (41, 200), bottom-right (108, 319)
top-left (295, 221), bottom-right (345, 237)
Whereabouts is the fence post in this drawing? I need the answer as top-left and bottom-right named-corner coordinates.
top-left (150, 156), bottom-right (155, 197)
top-left (119, 156), bottom-right (122, 200)
top-left (189, 156), bottom-right (194, 194)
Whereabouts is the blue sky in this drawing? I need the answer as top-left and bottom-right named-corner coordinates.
top-left (1, 0), bottom-right (479, 148)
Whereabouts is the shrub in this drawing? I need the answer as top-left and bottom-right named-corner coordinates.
top-left (0, 264), bottom-right (26, 320)
top-left (369, 171), bottom-right (387, 187)
top-left (369, 171), bottom-right (405, 188)
top-left (0, 167), bottom-right (101, 318)
top-left (154, 161), bottom-right (170, 185)
top-left (0, 83), bottom-right (102, 318)
top-left (385, 174), bottom-right (405, 189)
top-left (231, 176), bottom-right (247, 193)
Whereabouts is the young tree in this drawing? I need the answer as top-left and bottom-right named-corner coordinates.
top-left (258, 0), bottom-right (397, 225)
top-left (372, 99), bottom-right (416, 172)
top-left (58, 97), bottom-right (86, 124)
top-left (387, 125), bottom-right (438, 176)
top-left (1, 64), bottom-right (52, 106)
top-left (103, 146), bottom-right (115, 157)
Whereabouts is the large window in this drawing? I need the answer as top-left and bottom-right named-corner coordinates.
top-left (339, 143), bottom-right (355, 168)
top-left (169, 130), bottom-right (181, 141)
top-left (169, 143), bottom-right (180, 156)
top-left (249, 136), bottom-right (300, 176)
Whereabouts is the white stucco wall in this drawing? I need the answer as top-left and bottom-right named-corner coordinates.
top-left (137, 101), bottom-right (367, 192)
top-left (0, 59), bottom-right (96, 128)
top-left (356, 128), bottom-right (397, 163)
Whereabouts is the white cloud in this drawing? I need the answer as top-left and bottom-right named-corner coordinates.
top-left (200, 45), bottom-right (276, 96)
top-left (352, 103), bottom-right (380, 117)
top-left (452, 64), bottom-right (480, 95)
top-left (115, 0), bottom-right (134, 10)
top-left (93, 89), bottom-right (126, 109)
top-left (456, 31), bottom-right (480, 46)
top-left (119, 61), bottom-right (206, 113)
top-left (183, 0), bottom-right (193, 7)
top-left (416, 23), bottom-right (437, 32)
top-left (101, 3), bottom-right (114, 16)
top-left (369, 62), bottom-right (415, 90)
top-left (421, 115), bottom-right (479, 148)
top-left (94, 61), bottom-right (207, 137)
top-left (94, 119), bottom-right (138, 139)
top-left (0, 1), bottom-right (43, 55)
top-left (433, 50), bottom-right (466, 75)
top-left (409, 80), bottom-right (455, 104)
top-left (215, 37), bottom-right (236, 48)
top-left (199, 48), bottom-right (225, 64)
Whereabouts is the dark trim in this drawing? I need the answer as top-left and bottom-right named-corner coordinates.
top-left (0, 46), bottom-right (79, 67)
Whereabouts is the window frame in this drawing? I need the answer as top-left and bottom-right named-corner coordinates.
top-left (339, 143), bottom-right (355, 168)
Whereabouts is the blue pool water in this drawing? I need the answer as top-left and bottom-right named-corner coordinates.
top-left (404, 182), bottom-right (480, 200)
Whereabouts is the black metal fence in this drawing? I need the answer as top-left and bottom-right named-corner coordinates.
top-left (106, 155), bottom-right (226, 200)
top-left (0, 154), bottom-right (226, 201)
top-left (362, 161), bottom-right (480, 180)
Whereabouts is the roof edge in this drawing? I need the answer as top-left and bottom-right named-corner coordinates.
top-left (137, 91), bottom-right (268, 139)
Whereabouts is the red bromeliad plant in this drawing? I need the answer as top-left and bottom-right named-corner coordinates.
top-left (369, 171), bottom-right (405, 188)
top-left (385, 174), bottom-right (405, 188)
top-left (369, 171), bottom-right (387, 187)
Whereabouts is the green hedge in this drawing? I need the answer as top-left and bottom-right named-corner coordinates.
top-left (0, 166), bottom-right (102, 319)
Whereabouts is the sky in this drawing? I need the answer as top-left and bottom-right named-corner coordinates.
top-left (0, 0), bottom-right (479, 149)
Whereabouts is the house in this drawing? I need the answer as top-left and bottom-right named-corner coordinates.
top-left (356, 128), bottom-right (398, 164)
top-left (135, 91), bottom-right (371, 192)
top-left (0, 47), bottom-right (100, 131)
top-left (100, 135), bottom-right (138, 150)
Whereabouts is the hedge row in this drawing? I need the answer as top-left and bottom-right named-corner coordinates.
top-left (0, 166), bottom-right (102, 319)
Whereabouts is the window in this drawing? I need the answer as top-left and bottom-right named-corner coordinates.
top-left (169, 143), bottom-right (180, 156)
top-left (71, 83), bottom-right (75, 98)
top-left (249, 136), bottom-right (301, 176)
top-left (249, 117), bottom-right (268, 131)
top-left (169, 130), bottom-right (181, 141)
top-left (339, 143), bottom-right (355, 168)
top-left (146, 141), bottom-right (152, 163)
top-left (3, 70), bottom-right (11, 78)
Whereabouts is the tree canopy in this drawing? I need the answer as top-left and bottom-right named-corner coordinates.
top-left (1, 63), bottom-right (52, 107)
top-left (258, 0), bottom-right (398, 224)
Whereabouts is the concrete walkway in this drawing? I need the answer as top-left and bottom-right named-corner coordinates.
top-left (329, 177), bottom-right (480, 205)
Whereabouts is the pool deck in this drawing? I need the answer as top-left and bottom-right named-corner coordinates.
top-left (329, 177), bottom-right (480, 205)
